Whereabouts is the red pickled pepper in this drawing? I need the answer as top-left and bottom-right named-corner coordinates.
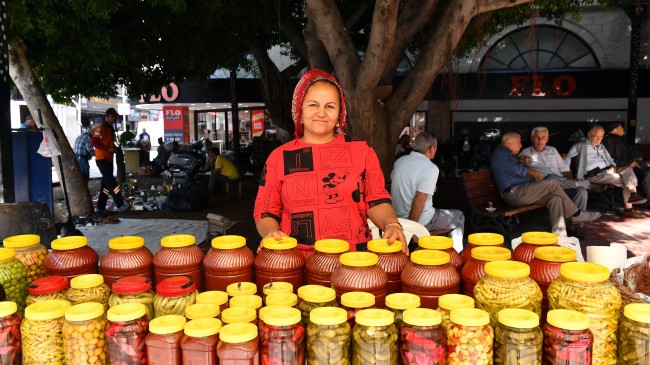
top-left (0, 312), bottom-right (21, 364)
top-left (260, 322), bottom-right (304, 365)
top-left (543, 323), bottom-right (592, 365)
top-left (106, 317), bottom-right (150, 365)
top-left (400, 325), bottom-right (446, 365)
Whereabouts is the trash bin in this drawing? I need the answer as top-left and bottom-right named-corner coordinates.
top-left (12, 130), bottom-right (53, 211)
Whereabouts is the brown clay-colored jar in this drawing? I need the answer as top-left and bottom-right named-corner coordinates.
top-left (513, 232), bottom-right (560, 264)
top-left (254, 237), bottom-right (305, 293)
top-left (305, 239), bottom-right (349, 288)
top-left (330, 252), bottom-right (388, 308)
top-left (44, 236), bottom-right (99, 281)
top-left (367, 239), bottom-right (410, 295)
top-left (460, 233), bottom-right (505, 264)
top-left (100, 236), bottom-right (153, 289)
top-left (417, 236), bottom-right (463, 274)
top-left (153, 234), bottom-right (204, 291)
top-left (203, 235), bottom-right (254, 292)
top-left (401, 250), bottom-right (460, 309)
top-left (529, 246), bottom-right (576, 323)
top-left (460, 246), bottom-right (511, 298)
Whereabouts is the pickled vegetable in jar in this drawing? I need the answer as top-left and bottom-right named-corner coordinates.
top-left (44, 236), bottom-right (99, 280)
top-left (513, 232), bottom-right (558, 264)
top-left (528, 246), bottom-right (576, 323)
top-left (400, 308), bottom-right (446, 365)
top-left (153, 234), bottom-right (204, 291)
top-left (229, 295), bottom-right (263, 317)
top-left (417, 235), bottom-right (463, 273)
top-left (331, 252), bottom-right (388, 308)
top-left (494, 308), bottom-right (542, 365)
top-left (63, 301), bottom-right (108, 365)
top-left (297, 284), bottom-right (338, 326)
top-left (67, 274), bottom-right (111, 311)
top-left (0, 248), bottom-right (29, 314)
top-left (184, 303), bottom-right (220, 321)
top-left (401, 250), bottom-right (460, 308)
top-left (446, 308), bottom-right (493, 365)
top-left (109, 276), bottom-right (155, 320)
top-left (226, 281), bottom-right (257, 297)
top-left (353, 309), bottom-right (398, 365)
top-left (460, 233), bottom-right (505, 264)
top-left (144, 314), bottom-right (186, 365)
top-left (460, 246), bottom-right (511, 298)
top-left (217, 323), bottom-right (259, 364)
top-left (153, 275), bottom-right (198, 318)
top-left (367, 239), bottom-right (409, 295)
top-left (181, 317), bottom-right (222, 365)
top-left (196, 290), bottom-right (229, 313)
top-left (203, 235), bottom-right (255, 292)
top-left (308, 307), bottom-right (351, 365)
top-left (618, 303), bottom-right (650, 365)
top-left (543, 309), bottom-right (593, 365)
top-left (255, 237), bottom-right (305, 293)
top-left (221, 306), bottom-right (257, 325)
top-left (305, 239), bottom-right (349, 288)
top-left (259, 307), bottom-right (305, 365)
top-left (0, 301), bottom-right (22, 364)
top-left (26, 275), bottom-right (69, 306)
top-left (3, 234), bottom-right (48, 283)
top-left (340, 291), bottom-right (375, 329)
top-left (106, 303), bottom-right (149, 365)
top-left (265, 292), bottom-right (298, 308)
top-left (22, 299), bottom-right (71, 365)
top-left (436, 294), bottom-right (475, 332)
top-left (385, 293), bottom-right (420, 329)
top-left (100, 236), bottom-right (154, 289)
top-left (262, 281), bottom-right (293, 304)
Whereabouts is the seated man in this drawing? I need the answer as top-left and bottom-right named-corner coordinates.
top-left (208, 146), bottom-right (241, 196)
top-left (391, 132), bottom-right (465, 252)
top-left (151, 137), bottom-right (170, 172)
top-left (491, 131), bottom-right (600, 236)
top-left (603, 121), bottom-right (650, 200)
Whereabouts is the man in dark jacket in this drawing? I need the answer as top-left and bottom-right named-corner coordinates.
top-left (603, 121), bottom-right (650, 199)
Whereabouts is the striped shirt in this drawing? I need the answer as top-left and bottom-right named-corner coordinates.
top-left (74, 131), bottom-right (94, 159)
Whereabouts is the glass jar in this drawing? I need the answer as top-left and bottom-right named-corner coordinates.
top-left (340, 292), bottom-right (375, 329)
top-left (543, 309), bottom-right (593, 365)
top-left (400, 308), bottom-right (447, 365)
top-left (460, 233), bottom-right (505, 264)
top-left (185, 303), bottom-right (220, 321)
top-left (352, 309), bottom-right (398, 365)
top-left (618, 303), bottom-right (650, 365)
top-left (494, 308), bottom-right (542, 365)
top-left (217, 322), bottom-right (259, 364)
top-left (460, 246), bottom-right (512, 298)
top-left (145, 314), bottom-right (186, 365)
top-left (401, 250), bottom-right (461, 308)
top-left (305, 239), bottom-right (349, 288)
top-left (109, 276), bottom-right (155, 320)
top-left (26, 275), bottom-right (69, 306)
top-left (229, 295), bottom-right (263, 316)
top-left (417, 235), bottom-right (463, 273)
top-left (0, 301), bottom-right (22, 364)
top-left (307, 307), bottom-right (351, 364)
top-left (203, 235), bottom-right (255, 292)
top-left (153, 276), bottom-right (198, 317)
top-left (436, 294), bottom-right (475, 332)
top-left (3, 234), bottom-right (48, 283)
top-left (153, 234), bottom-right (204, 291)
top-left (181, 317), bottom-right (222, 365)
top-left (221, 307), bottom-right (257, 325)
top-left (262, 281), bottom-right (293, 304)
top-left (265, 292), bottom-right (298, 308)
top-left (22, 299), bottom-right (71, 364)
top-left (473, 261), bottom-right (543, 328)
top-left (547, 262), bottom-right (621, 365)
top-left (226, 281), bottom-right (257, 298)
top-left (297, 285), bottom-right (338, 326)
top-left (100, 236), bottom-right (154, 289)
top-left (513, 232), bottom-right (559, 264)
top-left (106, 303), bottom-right (149, 365)
top-left (385, 293), bottom-right (420, 329)
top-left (259, 307), bottom-right (305, 365)
top-left (367, 239), bottom-right (410, 295)
top-left (0, 248), bottom-right (29, 314)
top-left (446, 308), bottom-right (494, 365)
top-left (331, 252), bottom-right (388, 308)
top-left (62, 302), bottom-right (108, 365)
top-left (196, 291), bottom-right (229, 313)
top-left (67, 274), bottom-right (111, 311)
top-left (528, 246), bottom-right (576, 323)
top-left (254, 237), bottom-right (305, 293)
top-left (44, 236), bottom-right (99, 280)
top-left (257, 306), bottom-right (277, 333)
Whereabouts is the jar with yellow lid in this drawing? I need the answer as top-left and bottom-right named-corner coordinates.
top-left (436, 294), bottom-right (475, 331)
top-left (367, 239), bottom-right (409, 295)
top-left (473, 261), bottom-right (542, 328)
top-left (26, 274), bottom-right (69, 306)
top-left (44, 236), bottom-right (99, 280)
top-left (446, 308), bottom-right (493, 365)
top-left (266, 292), bottom-right (298, 308)
top-left (528, 246), bottom-right (576, 323)
top-left (331, 252), bottom-right (388, 308)
top-left (307, 307), bottom-right (351, 365)
top-left (226, 281), bottom-right (257, 297)
top-left (67, 273), bottom-right (111, 311)
top-left (184, 303), bottom-right (220, 320)
top-left (401, 250), bottom-right (461, 308)
top-left (340, 291), bottom-right (375, 328)
top-left (62, 302), bottom-right (108, 365)
top-left (0, 247), bottom-right (29, 313)
top-left (153, 275), bottom-right (198, 317)
top-left (21, 299), bottom-right (71, 365)
top-left (217, 322), bottom-right (259, 364)
top-left (385, 293), bottom-right (420, 328)
top-left (152, 234), bottom-right (204, 290)
top-left (417, 235), bottom-right (463, 273)
top-left (229, 295), bottom-right (263, 316)
top-left (460, 232), bottom-right (505, 263)
top-left (254, 237), bottom-right (305, 293)
top-left (106, 303), bottom-right (149, 365)
top-left (460, 246), bottom-right (512, 298)
top-left (0, 301), bottom-right (21, 364)
top-left (144, 315), bottom-right (186, 365)
top-left (542, 309), bottom-right (593, 365)
top-left (257, 305), bottom-right (278, 332)
top-left (297, 284), bottom-right (338, 326)
top-left (305, 239), bottom-right (349, 288)
top-left (100, 236), bottom-right (153, 289)
top-left (494, 308), bottom-right (542, 365)
top-left (618, 303), bottom-right (650, 364)
top-left (400, 308), bottom-right (446, 365)
top-left (203, 235), bottom-right (254, 292)
top-left (196, 290), bottom-right (229, 313)
top-left (353, 308), bottom-right (398, 365)
top-left (547, 262), bottom-right (621, 365)
top-left (262, 281), bottom-right (293, 304)
top-left (513, 232), bottom-right (559, 264)
top-left (108, 276), bottom-right (155, 320)
top-left (259, 307), bottom-right (305, 365)
top-left (3, 234), bottom-right (48, 283)
top-left (180, 317), bottom-right (222, 365)
top-left (221, 306), bottom-right (257, 325)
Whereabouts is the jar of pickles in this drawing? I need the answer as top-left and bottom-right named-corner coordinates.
top-left (308, 307), bottom-right (351, 365)
top-left (229, 295), bottom-right (263, 316)
top-left (181, 317), bottom-right (222, 365)
top-left (266, 292), bottom-right (298, 308)
top-left (109, 276), bottom-right (155, 320)
top-left (543, 309), bottom-right (593, 365)
top-left (494, 308), bottom-right (542, 365)
top-left (62, 302), bottom-right (108, 365)
top-left (262, 281), bottom-right (293, 304)
top-left (460, 246), bottom-right (512, 298)
top-left (0, 248), bottom-right (29, 314)
top-left (153, 276), bottom-right (198, 317)
top-left (106, 303), bottom-right (149, 365)
top-left (297, 285), bottom-right (338, 326)
top-left (436, 294), bottom-right (475, 331)
top-left (305, 239), bottom-right (349, 288)
top-left (145, 315), bottom-right (186, 365)
top-left (184, 303), bottom-right (220, 321)
top-left (446, 308), bottom-right (493, 365)
top-left (44, 236), bottom-right (99, 280)
top-left (460, 233), bottom-right (505, 263)
top-left (22, 300), bottom-right (71, 365)
top-left (226, 281), bottom-right (257, 298)
top-left (0, 301), bottom-right (22, 364)
top-left (331, 252), bottom-right (388, 308)
top-left (417, 236), bottom-right (463, 273)
top-left (353, 309), bottom-right (398, 365)
top-left (401, 250), bottom-right (460, 308)
top-left (3, 234), bottom-right (48, 282)
top-left (196, 290), bottom-right (229, 313)
top-left (67, 274), bottom-right (111, 311)
top-left (254, 237), bottom-right (305, 293)
top-left (400, 308), bottom-right (447, 365)
top-left (341, 292), bottom-right (375, 328)
top-left (259, 307), bottom-right (305, 365)
top-left (152, 234), bottom-right (204, 291)
top-left (528, 246), bottom-right (576, 323)
top-left (100, 236), bottom-right (153, 289)
top-left (221, 307), bottom-right (257, 325)
top-left (618, 303), bottom-right (650, 364)
top-left (547, 262), bottom-right (621, 365)
top-left (26, 275), bottom-right (69, 306)
top-left (367, 239), bottom-right (409, 295)
top-left (217, 323), bottom-right (260, 364)
top-left (513, 232), bottom-right (558, 264)
top-left (203, 235), bottom-right (255, 292)
top-left (385, 293), bottom-right (420, 329)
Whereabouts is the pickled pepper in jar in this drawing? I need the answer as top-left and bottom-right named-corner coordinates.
top-left (259, 307), bottom-right (305, 365)
top-left (340, 291), bottom-right (375, 329)
top-left (22, 299), bottom-right (71, 365)
top-left (63, 302), bottom-right (108, 365)
top-left (385, 293), bottom-right (420, 329)
top-left (353, 309), bottom-right (398, 365)
top-left (67, 274), bottom-right (111, 311)
top-left (543, 309), bottom-right (593, 365)
top-left (297, 285), bottom-right (338, 326)
top-left (217, 323), bottom-right (259, 364)
top-left (494, 308), bottom-right (542, 365)
top-left (3, 234), bottom-right (48, 283)
top-left (105, 303), bottom-right (150, 365)
top-left (308, 307), bottom-right (351, 365)
top-left (0, 248), bottom-right (29, 314)
top-left (618, 303), bottom-right (650, 365)
top-left (26, 275), bottom-right (69, 306)
top-left (0, 301), bottom-right (22, 364)
top-left (145, 315), bottom-right (186, 365)
top-left (446, 308), bottom-right (493, 365)
top-left (181, 317), bottom-right (222, 365)
top-left (109, 276), bottom-right (155, 320)
top-left (436, 294), bottom-right (475, 332)
top-left (528, 246), bottom-right (576, 324)
top-left (153, 276), bottom-right (198, 318)
top-left (400, 308), bottom-right (446, 365)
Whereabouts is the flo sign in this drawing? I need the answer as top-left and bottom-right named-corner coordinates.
top-left (509, 74), bottom-right (577, 98)
top-left (139, 83), bottom-right (180, 103)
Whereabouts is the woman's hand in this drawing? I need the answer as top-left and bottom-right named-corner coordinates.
top-left (257, 229), bottom-right (289, 253)
top-left (383, 224), bottom-right (408, 255)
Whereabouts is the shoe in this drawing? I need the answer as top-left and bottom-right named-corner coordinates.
top-left (621, 209), bottom-right (645, 219)
top-left (628, 194), bottom-right (648, 205)
top-left (116, 202), bottom-right (131, 214)
top-left (571, 211), bottom-right (601, 223)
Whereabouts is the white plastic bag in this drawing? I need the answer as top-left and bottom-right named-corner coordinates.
top-left (36, 128), bottom-right (61, 158)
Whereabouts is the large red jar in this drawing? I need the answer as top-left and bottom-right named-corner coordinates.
top-left (145, 314), bottom-right (186, 365)
top-left (44, 236), bottom-right (99, 280)
top-left (460, 233), bottom-right (505, 264)
top-left (254, 237), bottom-right (305, 294)
top-left (417, 236), bottom-right (463, 274)
top-left (153, 234), bottom-right (204, 291)
top-left (100, 236), bottom-right (153, 289)
top-left (305, 239), bottom-right (349, 288)
top-left (460, 246), bottom-right (511, 298)
top-left (330, 252), bottom-right (388, 308)
top-left (203, 235), bottom-right (254, 292)
top-left (367, 239), bottom-right (410, 295)
top-left (181, 317), bottom-right (222, 365)
top-left (401, 250), bottom-right (461, 309)
top-left (529, 246), bottom-right (576, 323)
top-left (513, 231), bottom-right (559, 264)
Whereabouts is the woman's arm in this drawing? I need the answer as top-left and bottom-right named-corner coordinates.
top-left (367, 203), bottom-right (407, 253)
top-left (255, 217), bottom-right (288, 252)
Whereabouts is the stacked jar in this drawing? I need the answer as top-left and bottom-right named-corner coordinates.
top-left (417, 235), bottom-right (463, 273)
top-left (62, 302), bottom-right (108, 365)
top-left (203, 235), bottom-right (254, 291)
top-left (385, 293), bottom-right (420, 328)
top-left (3, 234), bottom-right (48, 282)
top-left (109, 276), bottom-right (155, 320)
top-left (513, 231), bottom-right (559, 264)
top-left (181, 317), bottom-right (222, 364)
top-left (226, 281), bottom-right (257, 298)
top-left (494, 308), bottom-right (542, 365)
top-left (297, 284), bottom-right (338, 326)
top-left (331, 252), bottom-right (388, 308)
top-left (184, 303), bottom-right (220, 321)
top-left (217, 323), bottom-right (259, 364)
top-left (22, 300), bottom-right (71, 365)
top-left (460, 246), bottom-right (512, 298)
top-left (44, 236), bottom-right (99, 280)
top-left (0, 248), bottom-right (28, 314)
top-left (352, 309), bottom-right (398, 365)
top-left (400, 308), bottom-right (447, 365)
top-left (618, 303), bottom-right (650, 364)
top-left (367, 239), bottom-right (409, 295)
top-left (460, 232), bottom-right (505, 263)
top-left (528, 246), bottom-right (576, 323)
top-left (67, 274), bottom-right (111, 311)
top-left (266, 292), bottom-right (299, 308)
top-left (221, 307), bottom-right (257, 325)
top-left (153, 234), bottom-right (204, 290)
top-left (401, 250), bottom-right (460, 308)
top-left (0, 301), bottom-right (21, 364)
top-left (26, 275), bottom-right (69, 306)
top-left (543, 309), bottom-right (593, 365)
top-left (340, 291), bottom-right (375, 328)
top-left (436, 294), bottom-right (475, 331)
top-left (100, 236), bottom-right (153, 289)
top-left (254, 237), bottom-right (305, 293)
top-left (305, 239), bottom-right (349, 287)
top-left (106, 303), bottom-right (150, 365)
top-left (446, 308), bottom-right (493, 365)
top-left (145, 315), bottom-right (186, 365)
top-left (259, 307), bottom-right (305, 365)
top-left (196, 290), bottom-right (229, 313)
top-left (307, 307), bottom-right (351, 364)
top-left (262, 281), bottom-right (293, 304)
top-left (229, 295), bottom-right (263, 316)
top-left (153, 276), bottom-right (198, 317)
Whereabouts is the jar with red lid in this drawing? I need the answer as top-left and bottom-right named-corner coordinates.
top-left (44, 236), bottom-right (99, 280)
top-left (221, 307), bottom-right (257, 325)
top-left (109, 276), bottom-right (155, 320)
top-left (180, 317), bottom-right (222, 365)
top-left (254, 237), bottom-right (305, 293)
top-left (262, 281), bottom-right (293, 304)
top-left (340, 291), bottom-right (375, 328)
top-left (367, 239), bottom-right (410, 295)
top-left (217, 323), bottom-right (259, 364)
top-left (460, 246), bottom-right (511, 298)
top-left (436, 294), bottom-right (475, 331)
top-left (528, 246), bottom-right (576, 323)
top-left (153, 276), bottom-right (198, 317)
top-left (26, 275), bottom-right (69, 306)
top-left (203, 235), bottom-right (254, 292)
top-left (400, 308), bottom-right (447, 365)
top-left (0, 301), bottom-right (21, 364)
top-left (67, 274), bottom-right (111, 311)
top-left (297, 285), bottom-right (338, 326)
top-left (266, 292), bottom-right (298, 308)
top-left (145, 314), bottom-right (186, 365)
top-left (106, 303), bottom-right (150, 365)
top-left (513, 231), bottom-right (559, 264)
top-left (460, 233), bottom-right (505, 263)
top-left (331, 252), bottom-right (388, 308)
top-left (305, 239), bottom-right (349, 288)
top-left (153, 234), bottom-right (204, 291)
top-left (185, 303), bottom-right (220, 321)
top-left (259, 307), bottom-right (305, 365)
top-left (196, 291), bottom-right (229, 313)
top-left (385, 293), bottom-right (420, 328)
top-left (402, 250), bottom-right (461, 309)
top-left (229, 295), bottom-right (263, 316)
top-left (100, 236), bottom-right (153, 289)
top-left (3, 233), bottom-right (49, 282)
top-left (417, 236), bottom-right (463, 273)
top-left (543, 309), bottom-right (593, 365)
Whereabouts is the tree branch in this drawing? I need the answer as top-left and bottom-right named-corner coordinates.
top-left (270, 0), bottom-right (310, 61)
top-left (305, 17), bottom-right (332, 70)
top-left (344, 0), bottom-right (372, 30)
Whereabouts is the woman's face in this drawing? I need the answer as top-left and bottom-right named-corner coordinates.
top-left (301, 81), bottom-right (340, 141)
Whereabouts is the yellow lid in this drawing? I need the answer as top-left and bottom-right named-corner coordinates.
top-left (297, 285), bottom-right (336, 303)
top-left (484, 261), bottom-right (530, 278)
top-left (149, 315), bottom-right (187, 334)
top-left (403, 308), bottom-right (442, 327)
top-left (339, 252), bottom-right (378, 267)
top-left (521, 232), bottom-right (558, 245)
top-left (221, 307), bottom-right (256, 324)
top-left (161, 234), bottom-right (195, 248)
top-left (219, 323), bottom-right (258, 343)
top-left (51, 236), bottom-right (88, 250)
top-left (70, 274), bottom-right (104, 289)
top-left (65, 302), bottom-right (104, 322)
top-left (437, 294), bottom-right (475, 311)
top-left (340, 292), bottom-right (375, 309)
top-left (471, 247), bottom-right (512, 261)
top-left (25, 300), bottom-right (71, 321)
top-left (107, 303), bottom-right (146, 322)
top-left (212, 235), bottom-right (246, 250)
top-left (546, 309), bottom-right (590, 330)
top-left (184, 318), bottom-right (222, 337)
top-left (497, 308), bottom-right (539, 329)
top-left (385, 293), bottom-right (421, 310)
top-left (196, 291), bottom-right (229, 306)
top-left (355, 309), bottom-right (394, 327)
top-left (410, 250), bottom-right (450, 266)
top-left (258, 306), bottom-right (277, 322)
top-left (226, 282), bottom-right (257, 297)
top-left (367, 239), bottom-right (403, 253)
top-left (263, 307), bottom-right (301, 326)
top-left (185, 303), bottom-right (220, 320)
top-left (418, 236), bottom-right (453, 250)
top-left (263, 282), bottom-right (294, 296)
top-left (0, 302), bottom-right (17, 318)
top-left (450, 308), bottom-right (490, 327)
top-left (310, 307), bottom-right (348, 326)
top-left (314, 239), bottom-right (349, 254)
top-left (262, 236), bottom-right (298, 250)
top-left (624, 303), bottom-right (650, 324)
top-left (229, 295), bottom-right (263, 310)
top-left (265, 293), bottom-right (298, 307)
top-left (534, 247), bottom-right (577, 262)
top-left (108, 236), bottom-right (144, 250)
top-left (0, 248), bottom-right (15, 261)
top-left (468, 233), bottom-right (504, 245)
top-left (3, 234), bottom-right (40, 248)
top-left (560, 262), bottom-right (609, 282)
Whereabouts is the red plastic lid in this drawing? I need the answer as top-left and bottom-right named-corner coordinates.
top-left (112, 276), bottom-right (153, 294)
top-left (156, 276), bottom-right (196, 297)
top-left (28, 276), bottom-right (69, 295)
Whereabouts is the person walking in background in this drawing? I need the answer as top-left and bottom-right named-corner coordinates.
top-left (137, 128), bottom-right (151, 166)
top-left (119, 125), bottom-right (135, 147)
top-left (74, 120), bottom-right (94, 183)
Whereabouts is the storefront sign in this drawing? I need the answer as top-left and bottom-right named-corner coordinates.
top-left (251, 110), bottom-right (265, 137)
top-left (163, 106), bottom-right (189, 143)
top-left (509, 74), bottom-right (577, 97)
top-left (139, 83), bottom-right (180, 103)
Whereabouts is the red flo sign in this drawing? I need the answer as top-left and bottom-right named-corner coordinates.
top-left (252, 110), bottom-right (265, 137)
top-left (163, 106), bottom-right (189, 143)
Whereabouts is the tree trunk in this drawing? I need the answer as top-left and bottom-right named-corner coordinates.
top-left (9, 40), bottom-right (94, 217)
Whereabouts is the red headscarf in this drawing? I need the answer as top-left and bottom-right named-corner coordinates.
top-left (291, 69), bottom-right (347, 138)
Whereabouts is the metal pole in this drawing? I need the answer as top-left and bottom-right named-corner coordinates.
top-left (230, 66), bottom-right (241, 167)
top-left (0, 0), bottom-right (15, 203)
